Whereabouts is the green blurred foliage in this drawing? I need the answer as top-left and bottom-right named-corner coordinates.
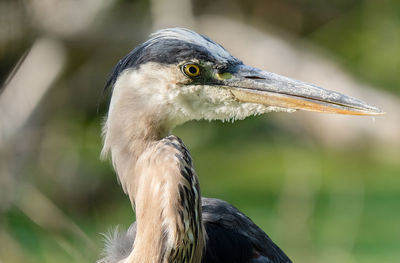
top-left (1, 0), bottom-right (399, 263)
top-left (309, 0), bottom-right (400, 94)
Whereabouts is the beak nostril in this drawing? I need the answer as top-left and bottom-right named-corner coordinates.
top-left (245, 76), bottom-right (265, 80)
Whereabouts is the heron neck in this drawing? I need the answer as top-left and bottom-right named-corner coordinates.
top-left (122, 136), bottom-right (205, 263)
top-left (103, 105), bottom-right (205, 262)
top-left (102, 96), bottom-right (170, 197)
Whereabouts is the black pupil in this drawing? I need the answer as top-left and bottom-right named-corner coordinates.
top-left (188, 66), bottom-right (197, 74)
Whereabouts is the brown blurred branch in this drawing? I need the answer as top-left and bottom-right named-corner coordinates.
top-left (0, 38), bottom-right (65, 146)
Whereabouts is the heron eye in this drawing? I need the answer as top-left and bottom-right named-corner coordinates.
top-left (183, 63), bottom-right (201, 77)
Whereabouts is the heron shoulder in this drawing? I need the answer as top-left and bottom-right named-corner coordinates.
top-left (98, 198), bottom-right (292, 263)
top-left (202, 198), bottom-right (292, 263)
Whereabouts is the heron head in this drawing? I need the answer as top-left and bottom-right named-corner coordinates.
top-left (105, 28), bottom-right (382, 132)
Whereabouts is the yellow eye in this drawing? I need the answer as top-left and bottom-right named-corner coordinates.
top-left (183, 63), bottom-right (201, 77)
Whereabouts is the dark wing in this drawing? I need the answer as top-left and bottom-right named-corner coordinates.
top-left (97, 198), bottom-right (292, 263)
top-left (202, 198), bottom-right (292, 263)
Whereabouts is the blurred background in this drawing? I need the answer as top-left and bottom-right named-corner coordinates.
top-left (1, 0), bottom-right (399, 262)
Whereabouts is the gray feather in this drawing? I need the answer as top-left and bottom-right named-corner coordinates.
top-left (97, 224), bottom-right (137, 263)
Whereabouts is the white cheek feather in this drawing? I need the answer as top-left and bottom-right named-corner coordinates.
top-left (176, 85), bottom-right (295, 123)
top-left (111, 64), bottom-right (180, 109)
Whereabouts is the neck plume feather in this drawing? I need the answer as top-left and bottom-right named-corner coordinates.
top-left (125, 137), bottom-right (204, 263)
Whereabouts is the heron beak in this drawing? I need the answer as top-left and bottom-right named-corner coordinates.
top-left (218, 65), bottom-right (383, 115)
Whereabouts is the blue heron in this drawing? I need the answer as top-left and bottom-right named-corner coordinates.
top-left (99, 28), bottom-right (381, 263)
